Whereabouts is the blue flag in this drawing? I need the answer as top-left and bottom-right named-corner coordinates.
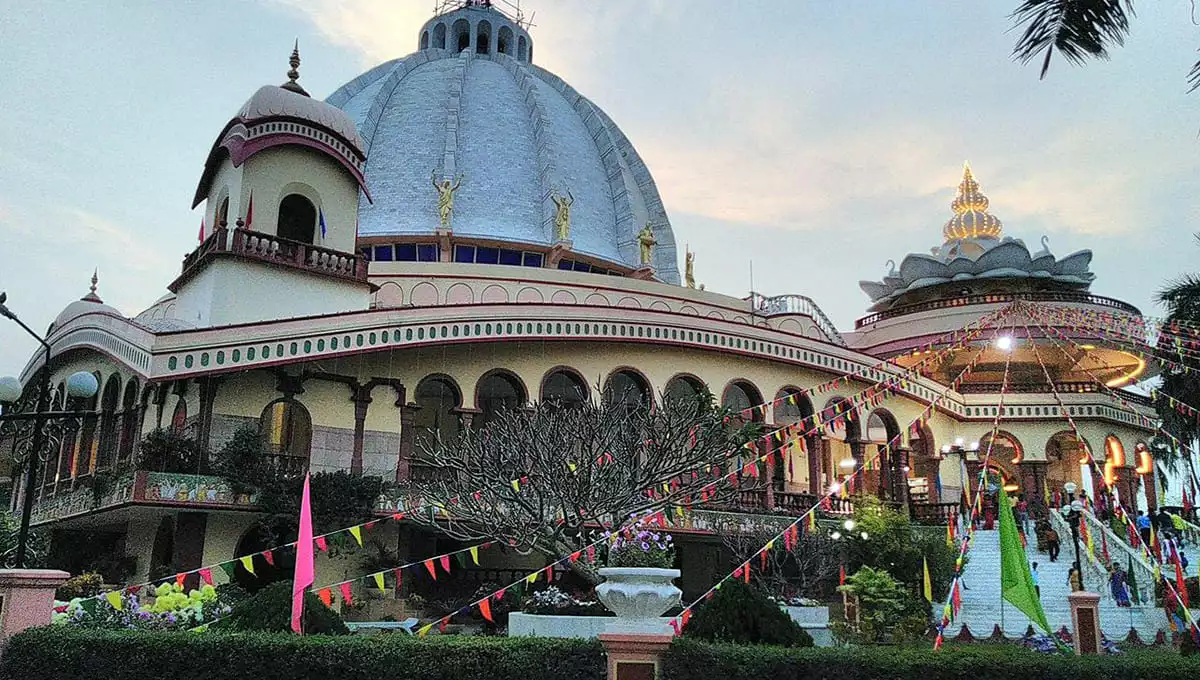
top-left (319, 208), bottom-right (327, 240)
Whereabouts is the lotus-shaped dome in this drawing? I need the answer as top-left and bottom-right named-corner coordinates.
top-left (943, 164), bottom-right (1002, 241)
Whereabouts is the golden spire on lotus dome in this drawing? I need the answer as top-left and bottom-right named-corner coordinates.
top-left (943, 161), bottom-right (1003, 242)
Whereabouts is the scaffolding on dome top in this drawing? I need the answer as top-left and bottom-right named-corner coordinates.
top-left (432, 0), bottom-right (534, 29)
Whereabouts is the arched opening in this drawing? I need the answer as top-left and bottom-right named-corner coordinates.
top-left (420, 30), bottom-right (430, 50)
top-left (541, 368), bottom-right (589, 409)
top-left (216, 196), bottom-right (230, 228)
top-left (69, 377), bottom-right (102, 481)
top-left (821, 397), bottom-right (861, 495)
top-left (498, 26), bottom-right (514, 55)
top-left (148, 516), bottom-right (176, 582)
top-left (453, 18), bottom-right (471, 52)
top-left (975, 461), bottom-right (1018, 527)
top-left (604, 369), bottom-right (652, 413)
top-left (664, 374), bottom-right (706, 406)
top-left (434, 22), bottom-right (447, 49)
top-left (277, 194), bottom-right (316, 244)
top-left (118, 378), bottom-right (140, 463)
top-left (1045, 431), bottom-right (1089, 505)
top-left (774, 388), bottom-right (815, 492)
top-left (476, 371), bottom-right (526, 428)
top-left (476, 20), bottom-right (492, 54)
top-left (170, 397), bottom-right (188, 436)
top-left (97, 375), bottom-right (122, 470)
top-left (907, 422), bottom-right (940, 502)
top-left (865, 409), bottom-right (902, 501)
top-left (413, 376), bottom-right (462, 453)
top-left (517, 35), bottom-right (528, 61)
top-left (979, 430), bottom-right (1024, 466)
top-left (260, 399), bottom-right (312, 477)
top-left (721, 380), bottom-right (763, 424)
top-left (528, 41), bottom-right (533, 62)
top-left (232, 524), bottom-right (292, 593)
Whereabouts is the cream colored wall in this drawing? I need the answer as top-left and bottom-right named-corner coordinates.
top-left (203, 159), bottom-right (244, 229)
top-left (242, 146), bottom-right (360, 253)
top-left (125, 511), bottom-right (165, 584)
top-left (200, 512), bottom-right (262, 572)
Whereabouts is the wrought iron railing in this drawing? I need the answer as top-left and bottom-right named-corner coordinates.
top-left (747, 293), bottom-right (846, 346)
top-left (855, 291), bottom-right (1142, 329)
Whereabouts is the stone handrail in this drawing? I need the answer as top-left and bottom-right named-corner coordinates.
top-left (1077, 509), bottom-right (1155, 604)
top-left (748, 293), bottom-right (846, 346)
top-left (1047, 510), bottom-right (1117, 601)
top-left (855, 291), bottom-right (1142, 329)
top-left (170, 227), bottom-right (367, 292)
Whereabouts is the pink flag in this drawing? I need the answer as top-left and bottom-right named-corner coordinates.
top-left (198, 217), bottom-right (206, 243)
top-left (245, 192), bottom-right (254, 228)
top-left (291, 473), bottom-right (314, 634)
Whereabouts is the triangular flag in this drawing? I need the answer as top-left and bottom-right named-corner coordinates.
top-left (349, 526), bottom-right (363, 547)
top-left (417, 623), bottom-right (434, 637)
top-left (440, 555), bottom-right (451, 573)
top-left (199, 568), bottom-right (213, 586)
top-left (997, 483), bottom-right (1052, 635)
top-left (218, 562), bottom-right (236, 580)
top-left (526, 571), bottom-right (539, 584)
top-left (318, 588), bottom-right (333, 607)
top-left (291, 474), bottom-right (315, 634)
top-left (175, 573), bottom-right (186, 588)
top-left (240, 555), bottom-right (256, 576)
top-left (511, 479), bottom-right (521, 493)
top-left (263, 550), bottom-right (275, 567)
top-left (374, 573), bottom-right (386, 593)
top-left (104, 591), bottom-right (123, 611)
top-left (338, 582), bottom-right (353, 605)
top-left (316, 536), bottom-right (328, 553)
top-left (479, 598), bottom-right (493, 623)
top-left (923, 557), bottom-right (933, 602)
top-left (198, 217), bottom-right (206, 243)
top-left (469, 546), bottom-right (480, 565)
top-left (245, 191), bottom-right (254, 228)
top-left (319, 207), bottom-right (328, 240)
top-left (424, 559), bottom-right (438, 579)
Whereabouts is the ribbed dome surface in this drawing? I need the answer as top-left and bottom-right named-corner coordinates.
top-left (327, 49), bottom-right (680, 283)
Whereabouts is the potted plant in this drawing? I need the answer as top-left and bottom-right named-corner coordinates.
top-left (595, 518), bottom-right (681, 632)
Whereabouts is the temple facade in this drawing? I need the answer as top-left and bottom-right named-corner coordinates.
top-left (4, 1), bottom-right (1157, 600)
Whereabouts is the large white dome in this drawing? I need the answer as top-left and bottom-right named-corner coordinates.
top-left (326, 5), bottom-right (679, 283)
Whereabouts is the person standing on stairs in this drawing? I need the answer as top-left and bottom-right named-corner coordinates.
top-left (1031, 561), bottom-right (1041, 598)
top-left (1138, 511), bottom-right (1153, 548)
top-left (1046, 527), bottom-right (1061, 562)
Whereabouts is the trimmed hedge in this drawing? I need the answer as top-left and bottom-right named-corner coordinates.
top-left (662, 638), bottom-right (1200, 680)
top-left (0, 627), bottom-right (605, 680)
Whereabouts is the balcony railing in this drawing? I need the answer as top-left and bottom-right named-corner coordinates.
top-left (910, 501), bottom-right (959, 526)
top-left (170, 227), bottom-right (368, 292)
top-left (32, 470), bottom-right (258, 525)
top-left (747, 293), bottom-right (846, 346)
top-left (855, 291), bottom-right (1142, 329)
top-left (957, 382), bottom-right (1154, 406)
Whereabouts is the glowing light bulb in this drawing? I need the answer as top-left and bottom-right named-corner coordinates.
top-left (996, 336), bottom-right (1013, 351)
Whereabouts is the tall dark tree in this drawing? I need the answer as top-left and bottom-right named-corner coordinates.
top-left (1154, 234), bottom-right (1200, 487)
top-left (1010, 1), bottom-right (1200, 92)
top-left (409, 390), bottom-right (761, 584)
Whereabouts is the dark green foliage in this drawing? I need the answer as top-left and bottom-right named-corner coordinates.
top-left (0, 627), bottom-right (605, 680)
top-left (137, 429), bottom-right (207, 474)
top-left (835, 566), bottom-right (928, 644)
top-left (662, 638), bottom-right (1200, 680)
top-left (212, 581), bottom-right (349, 635)
top-left (843, 495), bottom-right (958, 602)
top-left (683, 579), bottom-right (812, 647)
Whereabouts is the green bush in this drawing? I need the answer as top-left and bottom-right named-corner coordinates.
top-left (683, 579), bottom-right (812, 647)
top-left (835, 566), bottom-right (929, 644)
top-left (662, 638), bottom-right (1200, 680)
top-left (212, 581), bottom-right (349, 635)
top-left (0, 627), bottom-right (605, 680)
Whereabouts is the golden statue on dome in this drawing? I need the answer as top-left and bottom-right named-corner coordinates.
top-left (432, 170), bottom-right (463, 229)
top-left (943, 162), bottom-right (1003, 242)
top-left (685, 248), bottom-right (697, 289)
top-left (551, 188), bottom-right (574, 241)
top-left (638, 223), bottom-right (657, 266)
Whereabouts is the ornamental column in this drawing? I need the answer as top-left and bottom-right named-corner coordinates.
top-left (892, 446), bottom-right (911, 508)
top-left (807, 437), bottom-right (823, 497)
top-left (395, 403), bottom-right (421, 484)
top-left (1019, 460), bottom-right (1048, 520)
top-left (1142, 473), bottom-right (1159, 513)
top-left (350, 384), bottom-right (373, 477)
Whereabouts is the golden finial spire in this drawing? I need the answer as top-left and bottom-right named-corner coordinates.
top-left (943, 161), bottom-right (1002, 242)
top-left (280, 40), bottom-right (310, 96)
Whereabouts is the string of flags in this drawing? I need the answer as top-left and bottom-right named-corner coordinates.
top-left (669, 320), bottom-right (1012, 637)
top-left (1028, 303), bottom-right (1200, 375)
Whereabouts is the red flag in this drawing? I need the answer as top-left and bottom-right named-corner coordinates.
top-left (198, 217), bottom-right (206, 243)
top-left (438, 618), bottom-right (448, 633)
top-left (199, 569), bottom-right (213, 586)
top-left (263, 550), bottom-right (275, 567)
top-left (440, 555), bottom-right (451, 573)
top-left (839, 564), bottom-right (846, 586)
top-left (424, 559), bottom-right (438, 579)
top-left (245, 192), bottom-right (254, 228)
top-left (733, 566), bottom-right (743, 580)
top-left (317, 588), bottom-right (332, 607)
top-left (479, 598), bottom-right (493, 623)
top-left (1178, 563), bottom-right (1190, 609)
top-left (743, 565), bottom-right (751, 583)
top-left (586, 545), bottom-right (596, 563)
top-left (315, 536), bottom-right (328, 553)
top-left (175, 573), bottom-right (186, 588)
top-left (338, 582), bottom-right (353, 605)
top-left (668, 618), bottom-right (681, 636)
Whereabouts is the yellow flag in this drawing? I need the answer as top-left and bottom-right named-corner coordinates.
top-left (567, 462), bottom-right (577, 473)
top-left (469, 546), bottom-right (480, 566)
top-left (373, 573), bottom-right (386, 593)
top-left (240, 555), bottom-right (256, 576)
top-left (1086, 531), bottom-right (1095, 561)
top-left (417, 623), bottom-right (434, 637)
top-left (765, 539), bottom-right (774, 552)
top-left (923, 557), bottom-right (933, 602)
top-left (349, 526), bottom-right (363, 547)
top-left (526, 571), bottom-right (538, 584)
top-left (105, 591), bottom-right (124, 611)
top-left (510, 479), bottom-right (520, 493)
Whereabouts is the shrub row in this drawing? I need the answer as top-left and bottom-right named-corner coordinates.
top-left (662, 638), bottom-right (1200, 680)
top-left (9, 627), bottom-right (1200, 680)
top-left (0, 627), bottom-right (605, 680)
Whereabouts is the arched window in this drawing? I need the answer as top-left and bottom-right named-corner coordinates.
top-left (604, 369), bottom-right (651, 412)
top-left (721, 380), bottom-right (763, 424)
top-left (517, 35), bottom-right (528, 61)
top-left (118, 378), bottom-right (140, 463)
top-left (498, 26), bottom-right (514, 55)
top-left (260, 399), bottom-right (312, 476)
top-left (434, 23), bottom-right (447, 49)
top-left (453, 18), bottom-right (471, 52)
top-left (216, 196), bottom-right (230, 228)
top-left (414, 376), bottom-right (462, 450)
top-left (476, 20), bottom-right (492, 54)
top-left (476, 371), bottom-right (526, 428)
top-left (420, 30), bottom-right (430, 50)
top-left (277, 194), bottom-right (317, 244)
top-left (170, 397), bottom-right (188, 436)
top-left (1045, 431), bottom-right (1088, 497)
top-left (664, 374), bottom-right (705, 405)
top-left (541, 368), bottom-right (589, 408)
top-left (97, 375), bottom-right (122, 469)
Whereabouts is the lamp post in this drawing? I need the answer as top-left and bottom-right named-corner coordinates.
top-left (0, 291), bottom-right (99, 568)
top-left (1061, 481), bottom-right (1085, 591)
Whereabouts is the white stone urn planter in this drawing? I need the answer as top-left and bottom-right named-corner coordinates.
top-left (595, 567), bottom-right (682, 634)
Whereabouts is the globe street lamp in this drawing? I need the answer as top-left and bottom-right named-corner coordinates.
top-left (0, 291), bottom-right (99, 568)
top-left (1061, 481), bottom-right (1085, 591)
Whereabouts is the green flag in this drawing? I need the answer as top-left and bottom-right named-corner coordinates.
top-left (997, 484), bottom-right (1053, 635)
top-left (1126, 556), bottom-right (1140, 605)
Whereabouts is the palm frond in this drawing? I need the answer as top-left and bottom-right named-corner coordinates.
top-left (1190, 54), bottom-right (1200, 93)
top-left (1157, 274), bottom-right (1200, 310)
top-left (1011, 0), bottom-right (1135, 79)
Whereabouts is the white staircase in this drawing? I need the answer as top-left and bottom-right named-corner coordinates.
top-left (941, 528), bottom-right (1164, 639)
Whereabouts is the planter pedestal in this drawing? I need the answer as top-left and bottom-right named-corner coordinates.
top-left (596, 567), bottom-right (681, 635)
top-left (1068, 591), bottom-right (1103, 655)
top-left (0, 569), bottom-right (70, 644)
top-left (599, 632), bottom-right (672, 680)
